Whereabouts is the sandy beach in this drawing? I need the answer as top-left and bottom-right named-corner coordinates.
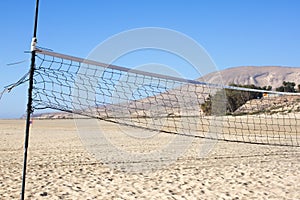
top-left (0, 119), bottom-right (299, 199)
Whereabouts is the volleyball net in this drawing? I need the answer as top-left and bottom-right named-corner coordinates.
top-left (31, 49), bottom-right (300, 147)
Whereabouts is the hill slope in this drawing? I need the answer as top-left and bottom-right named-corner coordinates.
top-left (201, 66), bottom-right (300, 89)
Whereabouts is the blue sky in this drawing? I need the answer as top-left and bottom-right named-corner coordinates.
top-left (0, 0), bottom-right (300, 118)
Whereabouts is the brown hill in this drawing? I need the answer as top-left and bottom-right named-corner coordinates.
top-left (234, 95), bottom-right (300, 115)
top-left (201, 66), bottom-right (300, 89)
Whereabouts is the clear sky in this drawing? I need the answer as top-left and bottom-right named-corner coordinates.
top-left (0, 0), bottom-right (299, 118)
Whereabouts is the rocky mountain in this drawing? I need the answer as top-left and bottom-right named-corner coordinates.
top-left (200, 66), bottom-right (300, 89)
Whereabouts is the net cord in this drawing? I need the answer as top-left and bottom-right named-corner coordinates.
top-left (36, 48), bottom-right (300, 96)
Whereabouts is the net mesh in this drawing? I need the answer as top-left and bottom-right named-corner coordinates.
top-left (32, 49), bottom-right (300, 147)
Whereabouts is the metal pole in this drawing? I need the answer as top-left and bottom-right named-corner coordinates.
top-left (21, 0), bottom-right (40, 199)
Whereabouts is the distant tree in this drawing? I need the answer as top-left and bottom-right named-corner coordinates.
top-left (262, 85), bottom-right (272, 91)
top-left (276, 86), bottom-right (284, 92)
top-left (276, 81), bottom-right (296, 93)
top-left (201, 84), bottom-right (272, 115)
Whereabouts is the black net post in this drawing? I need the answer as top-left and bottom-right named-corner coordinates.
top-left (21, 0), bottom-right (39, 199)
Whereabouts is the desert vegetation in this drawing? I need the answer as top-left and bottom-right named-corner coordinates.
top-left (201, 82), bottom-right (299, 116)
top-left (275, 81), bottom-right (299, 93)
